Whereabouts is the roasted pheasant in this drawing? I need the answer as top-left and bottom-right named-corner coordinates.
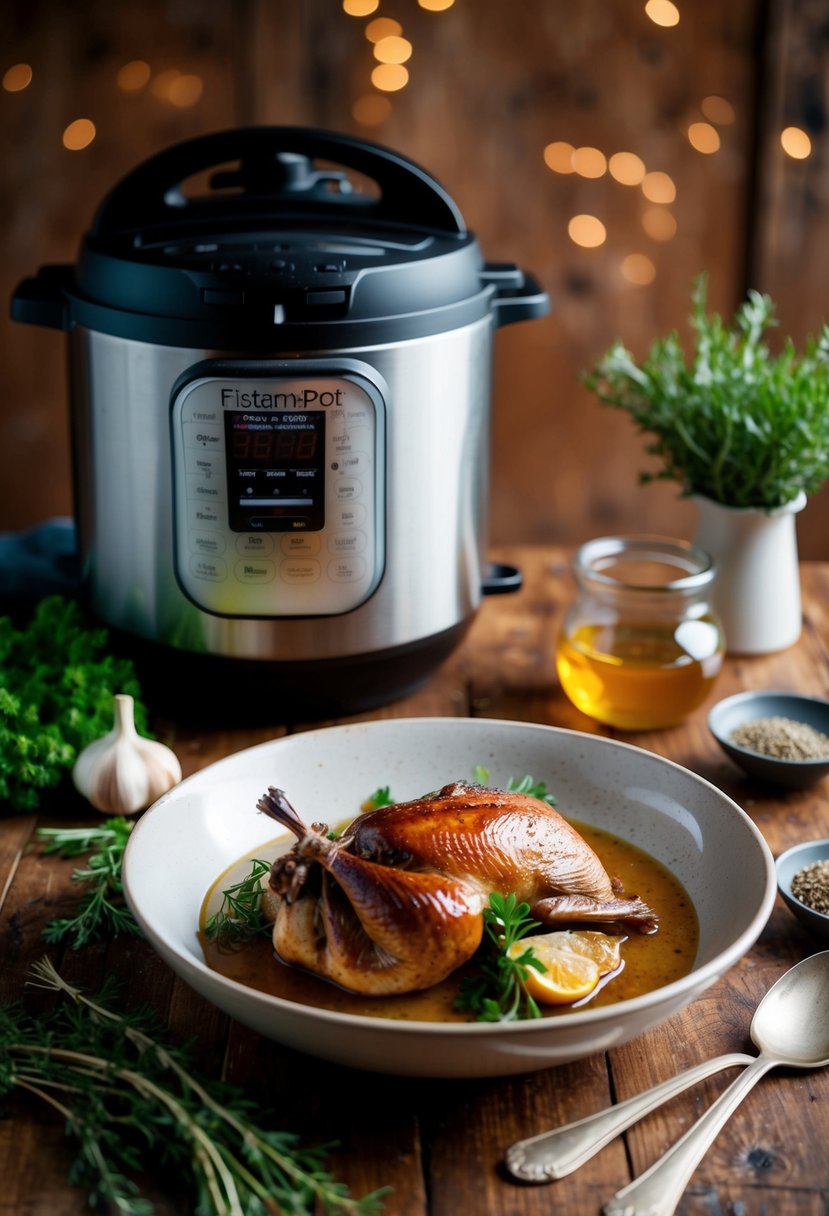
top-left (258, 781), bottom-right (658, 996)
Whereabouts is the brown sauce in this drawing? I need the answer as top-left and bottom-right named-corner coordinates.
top-left (199, 820), bottom-right (698, 1022)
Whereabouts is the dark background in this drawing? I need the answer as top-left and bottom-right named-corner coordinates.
top-left (2, 0), bottom-right (827, 557)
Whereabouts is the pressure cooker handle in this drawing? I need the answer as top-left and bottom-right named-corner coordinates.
top-left (482, 264), bottom-right (551, 328)
top-left (482, 562), bottom-right (523, 596)
top-left (90, 126), bottom-right (467, 238)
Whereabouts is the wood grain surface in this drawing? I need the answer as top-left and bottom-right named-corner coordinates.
top-left (2, 548), bottom-right (828, 1215)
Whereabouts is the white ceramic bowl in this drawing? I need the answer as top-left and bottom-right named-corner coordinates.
top-left (123, 718), bottom-right (776, 1078)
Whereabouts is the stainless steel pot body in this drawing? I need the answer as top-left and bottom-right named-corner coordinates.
top-left (69, 318), bottom-right (493, 662)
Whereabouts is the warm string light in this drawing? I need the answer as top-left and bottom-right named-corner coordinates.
top-left (781, 126), bottom-right (812, 159)
top-left (645, 0), bottom-right (680, 27)
top-left (63, 118), bottom-right (96, 150)
top-left (3, 62), bottom-right (33, 92)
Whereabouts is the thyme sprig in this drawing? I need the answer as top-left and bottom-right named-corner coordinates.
top-left (203, 858), bottom-right (272, 946)
top-left (472, 767), bottom-right (557, 806)
top-left (454, 892), bottom-right (547, 1022)
top-left (3, 958), bottom-right (386, 1216)
top-left (38, 818), bottom-right (140, 948)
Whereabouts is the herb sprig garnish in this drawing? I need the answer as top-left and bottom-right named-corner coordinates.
top-left (204, 858), bottom-right (272, 945)
top-left (38, 818), bottom-right (140, 948)
top-left (472, 767), bottom-right (557, 806)
top-left (454, 893), bottom-right (547, 1022)
top-left (3, 958), bottom-right (385, 1216)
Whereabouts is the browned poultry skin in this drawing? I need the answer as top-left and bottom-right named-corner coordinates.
top-left (258, 782), bottom-right (658, 997)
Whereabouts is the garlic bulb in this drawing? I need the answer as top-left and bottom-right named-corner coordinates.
top-left (72, 693), bottom-right (182, 815)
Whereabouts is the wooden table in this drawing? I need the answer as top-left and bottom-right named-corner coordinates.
top-left (2, 547), bottom-right (828, 1216)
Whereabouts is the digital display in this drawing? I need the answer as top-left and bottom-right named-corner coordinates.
top-left (223, 411), bottom-right (326, 532)
top-left (229, 425), bottom-right (320, 465)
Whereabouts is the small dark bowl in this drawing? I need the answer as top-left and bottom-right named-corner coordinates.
top-left (775, 839), bottom-right (829, 941)
top-left (708, 690), bottom-right (829, 789)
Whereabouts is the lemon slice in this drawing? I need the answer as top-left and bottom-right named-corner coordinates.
top-left (508, 930), bottom-right (625, 1006)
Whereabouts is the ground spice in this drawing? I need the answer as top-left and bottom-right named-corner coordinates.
top-left (791, 859), bottom-right (829, 914)
top-left (730, 716), bottom-right (829, 761)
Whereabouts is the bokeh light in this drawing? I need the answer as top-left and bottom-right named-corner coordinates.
top-left (365, 18), bottom-right (402, 41)
top-left (373, 36), bottom-right (413, 64)
top-left (687, 121), bottom-right (721, 153)
top-left (645, 0), bottom-right (680, 27)
top-left (117, 60), bottom-right (151, 91)
top-left (780, 126), bottom-right (812, 159)
top-left (641, 207), bottom-right (677, 241)
top-left (568, 215), bottom-right (607, 248)
top-left (701, 95), bottom-right (735, 125)
top-left (3, 63), bottom-right (33, 92)
top-left (543, 141), bottom-right (575, 173)
top-left (63, 119), bottom-right (96, 150)
top-left (352, 93), bottom-right (392, 125)
top-left (641, 170), bottom-right (676, 204)
top-left (343, 0), bottom-right (379, 15)
top-left (608, 151), bottom-right (646, 185)
top-left (621, 253), bottom-right (656, 285)
top-left (371, 63), bottom-right (409, 91)
top-left (167, 74), bottom-right (203, 107)
top-left (572, 146), bottom-right (607, 178)
top-left (418, 0), bottom-right (455, 9)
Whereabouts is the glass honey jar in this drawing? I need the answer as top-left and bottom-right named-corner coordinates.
top-left (556, 536), bottom-right (724, 730)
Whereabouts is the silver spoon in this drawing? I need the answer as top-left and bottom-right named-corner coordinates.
top-left (505, 950), bottom-right (829, 1191)
top-left (604, 950), bottom-right (829, 1216)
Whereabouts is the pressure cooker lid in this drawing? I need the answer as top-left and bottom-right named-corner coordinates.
top-left (13, 127), bottom-right (548, 347)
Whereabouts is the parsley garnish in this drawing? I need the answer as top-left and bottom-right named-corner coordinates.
top-left (454, 892), bottom-right (547, 1022)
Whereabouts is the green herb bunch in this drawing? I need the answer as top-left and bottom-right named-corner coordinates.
top-left (0, 597), bottom-right (149, 811)
top-left (2, 958), bottom-right (385, 1216)
top-left (583, 275), bottom-right (829, 509)
top-left (454, 892), bottom-right (546, 1022)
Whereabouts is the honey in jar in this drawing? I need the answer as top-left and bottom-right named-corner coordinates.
top-left (556, 537), bottom-right (724, 730)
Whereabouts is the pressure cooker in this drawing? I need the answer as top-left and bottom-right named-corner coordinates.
top-left (12, 127), bottom-right (549, 716)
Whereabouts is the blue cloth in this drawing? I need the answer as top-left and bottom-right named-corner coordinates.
top-left (0, 517), bottom-right (80, 602)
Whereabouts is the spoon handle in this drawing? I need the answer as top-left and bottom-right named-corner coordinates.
top-left (602, 1053), bottom-right (776, 1216)
top-left (504, 1051), bottom-right (752, 1182)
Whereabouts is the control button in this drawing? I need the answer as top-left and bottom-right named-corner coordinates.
top-left (183, 422), bottom-right (223, 450)
top-left (280, 559), bottom-right (322, 584)
top-left (189, 532), bottom-right (226, 557)
top-left (190, 555), bottom-right (227, 582)
top-left (185, 449), bottom-right (224, 479)
top-left (334, 426), bottom-right (371, 453)
top-left (328, 530), bottom-right (366, 555)
top-left (337, 451), bottom-right (370, 475)
top-left (234, 559), bottom-right (275, 584)
top-left (330, 503), bottom-right (366, 529)
top-left (328, 556), bottom-right (367, 582)
top-left (187, 502), bottom-right (223, 530)
top-left (236, 533), bottom-right (274, 555)
top-left (281, 534), bottom-right (321, 556)
top-left (332, 477), bottom-right (362, 501)
top-left (181, 402), bottom-right (221, 425)
top-left (186, 474), bottom-right (225, 502)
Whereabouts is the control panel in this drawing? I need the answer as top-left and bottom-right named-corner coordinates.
top-left (170, 362), bottom-right (385, 617)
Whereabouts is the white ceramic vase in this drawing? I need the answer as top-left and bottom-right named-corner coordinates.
top-left (692, 491), bottom-right (806, 655)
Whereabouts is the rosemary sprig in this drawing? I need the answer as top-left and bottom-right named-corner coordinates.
top-left (3, 957), bottom-right (386, 1216)
top-left (203, 858), bottom-right (272, 946)
top-left (454, 892), bottom-right (547, 1022)
top-left (38, 818), bottom-right (141, 948)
